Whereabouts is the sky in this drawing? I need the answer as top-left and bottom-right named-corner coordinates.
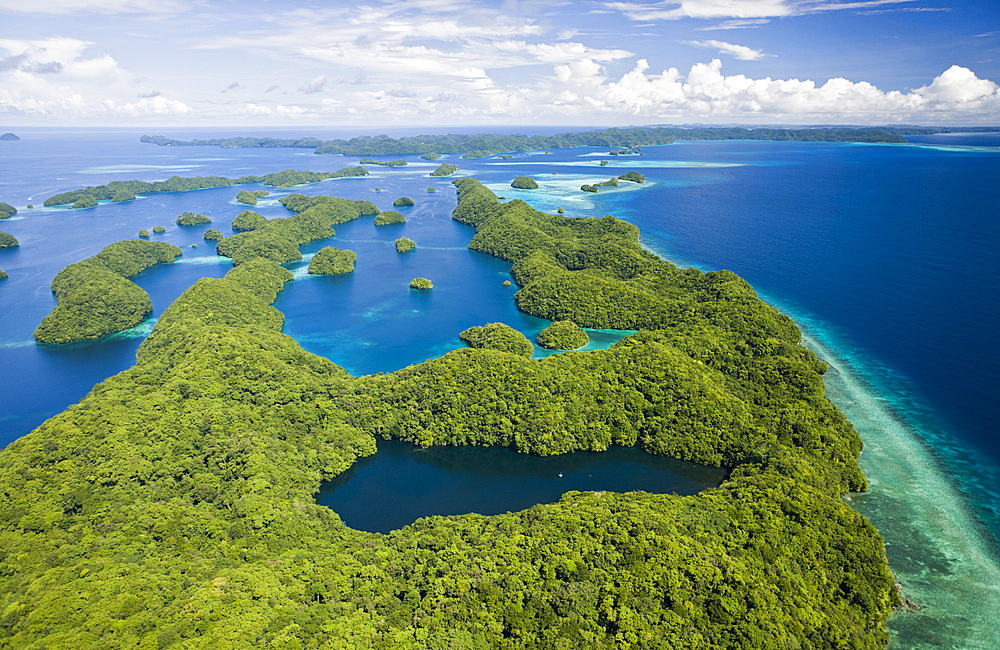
top-left (1, 0), bottom-right (998, 127)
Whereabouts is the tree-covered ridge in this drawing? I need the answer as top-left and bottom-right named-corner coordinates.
top-left (309, 247), bottom-right (356, 275)
top-left (232, 210), bottom-right (267, 232)
top-left (458, 322), bottom-right (534, 357)
top-left (0, 198), bottom-right (898, 648)
top-left (42, 168), bottom-right (369, 208)
top-left (141, 126), bottom-right (911, 157)
top-left (236, 189), bottom-right (269, 205)
top-left (32, 239), bottom-right (182, 344)
top-left (217, 194), bottom-right (378, 266)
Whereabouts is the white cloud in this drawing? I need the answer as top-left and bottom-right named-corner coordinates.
top-left (700, 19), bottom-right (772, 29)
top-left (915, 65), bottom-right (999, 103)
top-left (298, 74), bottom-right (327, 95)
top-left (605, 0), bottom-right (922, 20)
top-left (685, 39), bottom-right (767, 60)
top-left (0, 0), bottom-right (190, 14)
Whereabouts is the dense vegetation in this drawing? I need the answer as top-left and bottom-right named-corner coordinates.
top-left (0, 269), bottom-right (6, 279)
top-left (409, 277), bottom-right (433, 290)
top-left (236, 189), bottom-right (269, 205)
top-left (395, 237), bottom-right (416, 253)
top-left (0, 202), bottom-right (16, 219)
top-left (203, 228), bottom-right (224, 241)
top-left (138, 229), bottom-right (150, 238)
top-left (374, 210), bottom-right (406, 226)
top-left (581, 184), bottom-right (598, 193)
top-left (0, 179), bottom-right (899, 648)
top-left (216, 194), bottom-right (377, 266)
top-left (459, 322), bottom-right (534, 357)
top-left (359, 158), bottom-right (407, 167)
top-left (511, 176), bottom-right (539, 189)
top-left (42, 168), bottom-right (368, 208)
top-left (420, 152), bottom-right (442, 160)
top-left (393, 197), bottom-right (415, 207)
top-left (142, 126), bottom-right (911, 157)
top-left (32, 239), bottom-right (181, 343)
top-left (536, 320), bottom-right (589, 349)
top-left (618, 171), bottom-right (646, 183)
top-left (152, 225), bottom-right (166, 233)
top-left (309, 247), bottom-right (357, 275)
top-left (429, 163), bottom-right (460, 177)
top-left (0, 232), bottom-right (17, 247)
top-left (175, 212), bottom-right (211, 226)
top-left (232, 210), bottom-right (267, 232)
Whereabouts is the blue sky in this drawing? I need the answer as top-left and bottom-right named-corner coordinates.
top-left (1, 0), bottom-right (997, 126)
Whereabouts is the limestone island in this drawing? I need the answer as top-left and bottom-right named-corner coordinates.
top-left (511, 176), bottom-right (538, 189)
top-left (175, 212), bottom-right (211, 226)
top-left (232, 210), bottom-right (267, 232)
top-left (309, 247), bottom-right (356, 275)
top-left (459, 322), bottom-right (533, 357)
top-left (395, 237), bottom-right (416, 253)
top-left (409, 277), bottom-right (433, 290)
top-left (0, 133), bottom-right (19, 141)
top-left (0, 232), bottom-right (19, 247)
top-left (393, 197), bottom-right (415, 207)
top-left (374, 211), bottom-right (406, 226)
top-left (430, 164), bottom-right (459, 177)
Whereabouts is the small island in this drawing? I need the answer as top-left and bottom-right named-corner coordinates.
top-left (537, 320), bottom-right (589, 350)
top-left (0, 133), bottom-right (18, 141)
top-left (232, 210), bottom-right (267, 232)
top-left (393, 197), bottom-right (415, 207)
top-left (580, 184), bottom-right (598, 193)
top-left (138, 229), bottom-right (150, 238)
top-left (152, 225), bottom-right (166, 233)
top-left (409, 277), bottom-right (433, 290)
top-left (308, 247), bottom-right (356, 275)
top-left (374, 211), bottom-right (406, 226)
top-left (510, 176), bottom-right (538, 190)
top-left (458, 322), bottom-right (533, 357)
top-left (203, 228), bottom-right (224, 241)
top-left (618, 171), bottom-right (646, 183)
top-left (236, 189), bottom-right (269, 205)
top-left (359, 158), bottom-right (407, 167)
top-left (429, 164), bottom-right (459, 177)
top-left (175, 212), bottom-right (211, 226)
top-left (0, 202), bottom-right (17, 219)
top-left (0, 232), bottom-right (19, 247)
top-left (0, 269), bottom-right (7, 279)
top-left (395, 237), bottom-right (416, 253)
top-left (420, 152), bottom-right (442, 160)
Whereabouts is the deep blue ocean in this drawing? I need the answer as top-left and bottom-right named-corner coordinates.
top-left (0, 127), bottom-right (997, 647)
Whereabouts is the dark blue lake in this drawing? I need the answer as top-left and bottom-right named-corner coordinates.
top-left (319, 439), bottom-right (726, 533)
top-left (1, 128), bottom-right (998, 647)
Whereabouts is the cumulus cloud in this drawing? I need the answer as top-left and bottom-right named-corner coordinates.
top-left (685, 39), bottom-right (767, 60)
top-left (605, 0), bottom-right (923, 20)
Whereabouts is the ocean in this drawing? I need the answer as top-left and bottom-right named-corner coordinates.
top-left (0, 127), bottom-right (997, 647)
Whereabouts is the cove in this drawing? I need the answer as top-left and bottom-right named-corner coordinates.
top-left (317, 439), bottom-right (727, 533)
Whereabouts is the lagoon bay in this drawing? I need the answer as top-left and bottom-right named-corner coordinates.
top-left (0, 128), bottom-right (998, 648)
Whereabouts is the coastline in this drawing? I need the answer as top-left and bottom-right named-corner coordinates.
top-left (633, 236), bottom-right (1000, 649)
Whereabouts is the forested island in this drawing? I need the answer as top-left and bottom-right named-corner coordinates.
top-left (33, 240), bottom-right (181, 343)
top-left (135, 125), bottom-right (985, 159)
top-left (309, 247), bottom-right (356, 275)
top-left (0, 176), bottom-right (899, 648)
top-left (42, 168), bottom-right (369, 209)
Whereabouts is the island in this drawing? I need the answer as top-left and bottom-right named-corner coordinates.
top-left (409, 277), bottom-right (433, 290)
top-left (359, 158), bottom-right (407, 167)
top-left (32, 239), bottom-right (181, 343)
top-left (459, 322), bottom-right (533, 357)
top-left (0, 178), bottom-right (898, 649)
top-left (393, 196), bottom-right (415, 207)
top-left (420, 152), bottom-right (442, 160)
top-left (0, 133), bottom-right (18, 141)
top-left (395, 237), bottom-right (416, 253)
top-left (510, 176), bottom-right (539, 189)
top-left (152, 225), bottom-right (166, 233)
top-left (308, 247), bottom-right (356, 275)
top-left (175, 212), bottom-right (211, 226)
top-left (618, 171), bottom-right (645, 183)
top-left (231, 210), bottom-right (266, 232)
top-left (0, 202), bottom-right (16, 219)
top-left (0, 269), bottom-right (6, 279)
top-left (374, 210), bottom-right (406, 226)
top-left (41, 168), bottom-right (369, 209)
top-left (138, 229), bottom-right (150, 238)
top-left (236, 189), bottom-right (269, 205)
top-left (581, 184), bottom-right (598, 193)
top-left (0, 232), bottom-right (18, 247)
top-left (203, 228), bottom-right (224, 241)
top-left (429, 163), bottom-right (459, 177)
top-left (536, 320), bottom-right (589, 349)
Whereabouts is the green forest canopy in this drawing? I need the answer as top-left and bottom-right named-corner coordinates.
top-left (0, 179), bottom-right (900, 648)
